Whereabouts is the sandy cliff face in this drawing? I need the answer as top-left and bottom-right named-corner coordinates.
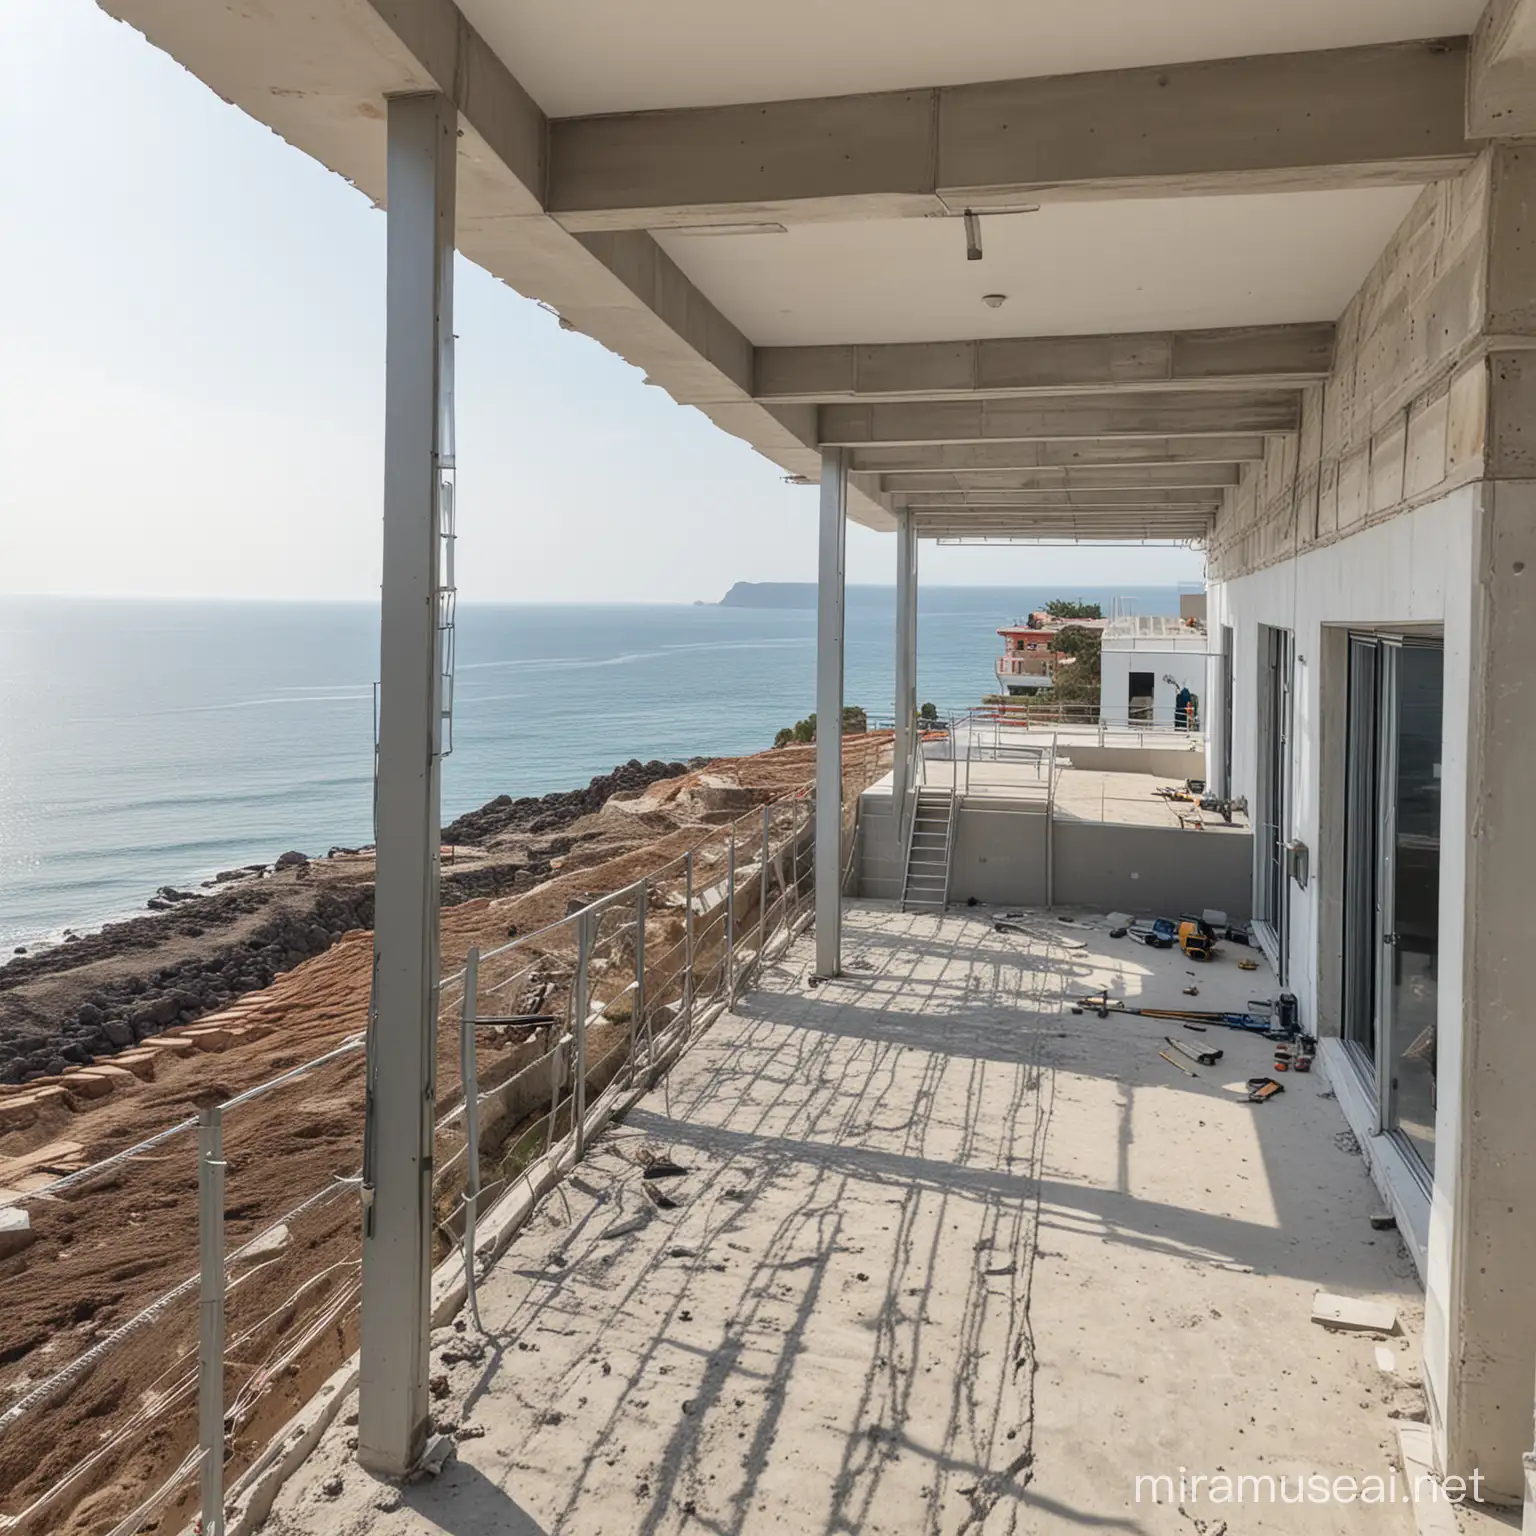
top-left (0, 758), bottom-right (703, 1084)
top-left (0, 738), bottom-right (896, 1536)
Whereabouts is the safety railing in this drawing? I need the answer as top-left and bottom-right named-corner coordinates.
top-left (0, 739), bottom-right (892, 1536)
top-left (0, 1032), bottom-right (368, 1536)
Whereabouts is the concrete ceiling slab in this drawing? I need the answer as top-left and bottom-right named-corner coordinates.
top-left (458, 0), bottom-right (1483, 115)
top-left (655, 188), bottom-right (1423, 347)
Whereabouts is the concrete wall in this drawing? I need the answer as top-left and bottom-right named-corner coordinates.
top-left (1204, 142), bottom-right (1536, 1500)
top-left (1207, 155), bottom-right (1495, 584)
top-left (942, 804), bottom-right (1250, 917)
top-left (1052, 822), bottom-right (1253, 920)
top-left (854, 788), bottom-right (903, 901)
top-left (1207, 484), bottom-right (1478, 1482)
top-left (1099, 645), bottom-right (1212, 728)
top-left (948, 805), bottom-right (1047, 906)
top-left (1055, 744), bottom-right (1207, 780)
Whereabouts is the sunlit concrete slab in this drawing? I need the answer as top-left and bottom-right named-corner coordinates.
top-left (266, 906), bottom-right (1423, 1535)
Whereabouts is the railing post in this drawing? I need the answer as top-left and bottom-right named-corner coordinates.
top-left (683, 850), bottom-right (695, 1036)
top-left (198, 1105), bottom-right (226, 1536)
top-left (726, 823), bottom-right (737, 1004)
top-left (1045, 735), bottom-right (1058, 909)
top-left (573, 910), bottom-right (593, 1159)
top-left (759, 804), bottom-right (772, 972)
top-left (458, 947), bottom-right (482, 1329)
top-left (548, 1031), bottom-right (569, 1158)
top-left (632, 881), bottom-right (648, 1079)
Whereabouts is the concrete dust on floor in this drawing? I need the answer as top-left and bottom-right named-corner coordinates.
top-left (263, 904), bottom-right (1428, 1536)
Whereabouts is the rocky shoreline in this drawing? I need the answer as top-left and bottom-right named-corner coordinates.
top-left (0, 757), bottom-right (700, 1084)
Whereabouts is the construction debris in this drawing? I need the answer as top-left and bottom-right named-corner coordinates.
top-left (1158, 1048), bottom-right (1198, 1078)
top-left (0, 1206), bottom-right (34, 1260)
top-left (1311, 1292), bottom-right (1399, 1334)
top-left (1164, 1035), bottom-right (1222, 1067)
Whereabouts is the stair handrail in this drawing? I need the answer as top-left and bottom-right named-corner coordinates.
top-left (898, 773), bottom-right (921, 911)
top-left (941, 732), bottom-right (960, 907)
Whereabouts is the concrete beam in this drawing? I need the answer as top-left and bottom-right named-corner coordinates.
top-left (821, 392), bottom-right (1301, 447)
top-left (1469, 0), bottom-right (1536, 137)
top-left (99, 0), bottom-right (895, 531)
top-left (884, 464), bottom-right (1242, 492)
top-left (852, 437), bottom-right (1267, 473)
top-left (548, 42), bottom-right (1475, 232)
top-left (890, 487), bottom-right (1222, 510)
top-left (756, 324), bottom-right (1335, 402)
top-left (915, 512), bottom-right (1214, 540)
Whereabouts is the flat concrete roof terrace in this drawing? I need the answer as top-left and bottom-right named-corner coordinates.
top-left (262, 904), bottom-right (1422, 1535)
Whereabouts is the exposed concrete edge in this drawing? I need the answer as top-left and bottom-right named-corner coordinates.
top-left (1317, 1039), bottom-right (1431, 1281)
top-left (210, 985), bottom-right (748, 1536)
top-left (219, 1356), bottom-right (361, 1536)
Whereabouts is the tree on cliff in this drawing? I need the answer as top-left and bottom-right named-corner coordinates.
top-left (1037, 624), bottom-right (1102, 709)
top-left (774, 705), bottom-right (869, 747)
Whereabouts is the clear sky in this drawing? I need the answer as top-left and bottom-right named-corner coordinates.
top-left (0, 0), bottom-right (1204, 603)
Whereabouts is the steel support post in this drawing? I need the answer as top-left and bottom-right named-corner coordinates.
top-left (358, 91), bottom-right (456, 1479)
top-left (682, 851), bottom-right (695, 1035)
top-left (814, 447), bottom-right (848, 978)
top-left (632, 881), bottom-right (648, 1077)
top-left (458, 947), bottom-right (482, 1330)
top-left (726, 826), bottom-right (737, 1003)
top-left (892, 511), bottom-right (917, 834)
top-left (1045, 735), bottom-right (1058, 908)
top-left (198, 1106), bottom-right (226, 1536)
top-left (758, 804), bottom-right (772, 973)
top-left (573, 910), bottom-right (593, 1157)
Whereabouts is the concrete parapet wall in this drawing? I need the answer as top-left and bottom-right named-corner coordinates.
top-left (1055, 743), bottom-right (1207, 779)
top-left (948, 805), bottom-right (1047, 907)
top-left (854, 791), bottom-right (904, 901)
top-left (1052, 822), bottom-right (1253, 921)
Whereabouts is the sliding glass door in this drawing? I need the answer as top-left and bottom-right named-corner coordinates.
top-left (1254, 625), bottom-right (1294, 979)
top-left (1341, 633), bottom-right (1443, 1176)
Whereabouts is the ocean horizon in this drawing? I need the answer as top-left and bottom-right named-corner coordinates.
top-left (0, 586), bottom-right (1184, 949)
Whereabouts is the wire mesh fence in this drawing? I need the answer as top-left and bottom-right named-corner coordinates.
top-left (0, 737), bottom-right (889, 1536)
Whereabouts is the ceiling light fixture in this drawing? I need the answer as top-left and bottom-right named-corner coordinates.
top-left (963, 209), bottom-right (983, 261)
top-left (982, 293), bottom-right (1008, 309)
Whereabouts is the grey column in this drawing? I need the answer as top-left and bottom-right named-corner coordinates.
top-left (891, 511), bottom-right (916, 824)
top-left (357, 92), bottom-right (455, 1479)
top-left (814, 447), bottom-right (848, 978)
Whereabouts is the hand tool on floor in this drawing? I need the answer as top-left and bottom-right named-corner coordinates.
top-left (1158, 1048), bottom-right (1198, 1077)
top-left (1072, 994), bottom-right (1283, 1034)
top-left (1246, 1077), bottom-right (1285, 1103)
top-left (1165, 1035), bottom-right (1223, 1067)
top-left (1127, 917), bottom-right (1178, 949)
top-left (1177, 917), bottom-right (1215, 960)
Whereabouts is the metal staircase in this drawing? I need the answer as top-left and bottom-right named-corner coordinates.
top-left (901, 785), bottom-right (956, 912)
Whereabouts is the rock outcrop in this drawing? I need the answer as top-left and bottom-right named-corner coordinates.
top-left (442, 758), bottom-right (705, 846)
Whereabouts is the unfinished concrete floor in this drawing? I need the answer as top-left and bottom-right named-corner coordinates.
top-left (263, 904), bottom-right (1427, 1536)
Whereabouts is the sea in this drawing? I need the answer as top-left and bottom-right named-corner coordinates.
top-left (0, 587), bottom-right (1181, 951)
